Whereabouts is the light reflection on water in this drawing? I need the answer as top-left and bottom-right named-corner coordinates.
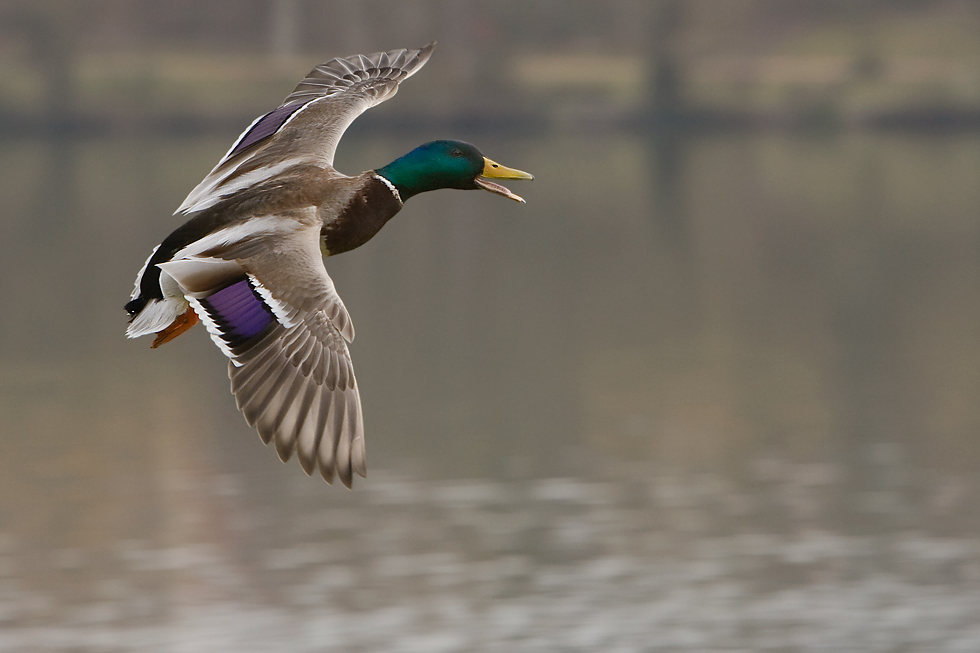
top-left (4, 466), bottom-right (980, 651)
top-left (2, 131), bottom-right (980, 650)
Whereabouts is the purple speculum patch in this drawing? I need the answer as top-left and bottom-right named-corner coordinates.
top-left (228, 101), bottom-right (311, 158)
top-left (202, 278), bottom-right (275, 344)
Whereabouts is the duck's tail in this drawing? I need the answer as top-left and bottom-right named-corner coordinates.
top-left (125, 246), bottom-right (194, 345)
top-left (125, 295), bottom-right (191, 339)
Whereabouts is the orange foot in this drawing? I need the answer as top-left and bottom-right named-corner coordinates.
top-left (151, 306), bottom-right (200, 348)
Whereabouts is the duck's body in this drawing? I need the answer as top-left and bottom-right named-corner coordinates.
top-left (125, 44), bottom-right (531, 487)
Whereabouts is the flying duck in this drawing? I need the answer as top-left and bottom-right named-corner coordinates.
top-left (125, 43), bottom-right (532, 487)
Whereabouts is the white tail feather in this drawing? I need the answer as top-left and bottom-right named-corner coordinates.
top-left (126, 297), bottom-right (188, 339)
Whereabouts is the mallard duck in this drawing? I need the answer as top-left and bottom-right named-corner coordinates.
top-left (125, 43), bottom-right (532, 487)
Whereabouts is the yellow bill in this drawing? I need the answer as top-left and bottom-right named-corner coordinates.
top-left (475, 157), bottom-right (534, 203)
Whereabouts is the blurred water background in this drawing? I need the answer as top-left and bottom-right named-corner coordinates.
top-left (2, 1), bottom-right (980, 651)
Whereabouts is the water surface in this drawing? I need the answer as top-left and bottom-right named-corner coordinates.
top-left (1, 131), bottom-right (980, 651)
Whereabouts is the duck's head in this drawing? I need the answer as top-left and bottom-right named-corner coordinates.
top-left (376, 140), bottom-right (533, 203)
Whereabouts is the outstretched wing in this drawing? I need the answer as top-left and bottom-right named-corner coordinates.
top-left (223, 287), bottom-right (365, 488)
top-left (176, 43), bottom-right (436, 215)
top-left (159, 219), bottom-right (364, 486)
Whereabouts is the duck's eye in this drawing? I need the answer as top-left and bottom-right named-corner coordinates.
top-left (451, 149), bottom-right (462, 157)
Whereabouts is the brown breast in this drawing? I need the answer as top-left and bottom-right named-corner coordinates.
top-left (320, 176), bottom-right (403, 256)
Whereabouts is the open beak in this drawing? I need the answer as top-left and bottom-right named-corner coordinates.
top-left (475, 157), bottom-right (534, 203)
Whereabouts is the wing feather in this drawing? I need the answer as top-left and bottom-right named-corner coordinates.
top-left (317, 389), bottom-right (342, 484)
top-left (335, 398), bottom-right (354, 488)
top-left (270, 366), bottom-right (307, 461)
top-left (238, 354), bottom-right (292, 434)
top-left (255, 364), bottom-right (299, 449)
top-left (295, 387), bottom-right (326, 476)
top-left (288, 381), bottom-right (322, 473)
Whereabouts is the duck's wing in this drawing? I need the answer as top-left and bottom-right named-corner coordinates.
top-left (177, 43), bottom-right (436, 215)
top-left (159, 218), bottom-right (364, 487)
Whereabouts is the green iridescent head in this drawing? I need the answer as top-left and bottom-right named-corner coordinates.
top-left (376, 140), bottom-right (533, 203)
